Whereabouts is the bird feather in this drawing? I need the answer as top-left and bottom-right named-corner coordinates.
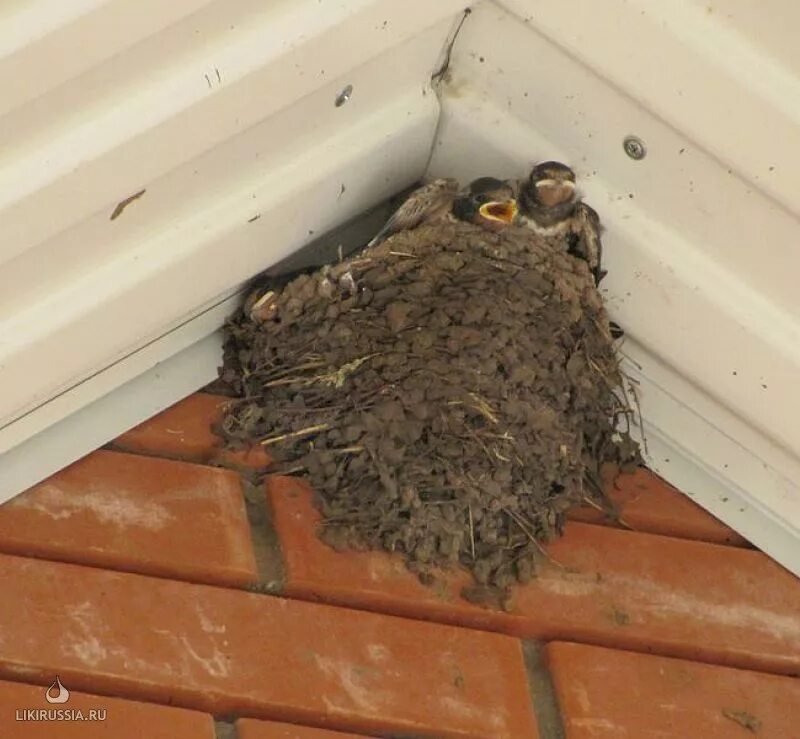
top-left (367, 178), bottom-right (460, 247)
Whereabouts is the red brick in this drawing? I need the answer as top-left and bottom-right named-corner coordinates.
top-left (268, 476), bottom-right (800, 676)
top-left (546, 642), bottom-right (800, 738)
top-left (113, 393), bottom-right (270, 469)
top-left (0, 678), bottom-right (213, 738)
top-left (237, 717), bottom-right (368, 738)
top-left (571, 467), bottom-right (748, 546)
top-left (0, 553), bottom-right (538, 738)
top-left (0, 450), bottom-right (258, 587)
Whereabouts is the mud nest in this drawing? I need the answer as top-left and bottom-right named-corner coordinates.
top-left (218, 219), bottom-right (640, 605)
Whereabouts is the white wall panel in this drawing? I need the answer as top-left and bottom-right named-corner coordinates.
top-left (0, 0), bottom-right (215, 117)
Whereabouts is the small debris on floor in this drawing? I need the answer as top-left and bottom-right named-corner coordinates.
top-left (216, 180), bottom-right (639, 605)
top-left (721, 708), bottom-right (762, 733)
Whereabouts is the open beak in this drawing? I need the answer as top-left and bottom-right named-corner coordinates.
top-left (534, 178), bottom-right (575, 207)
top-left (478, 199), bottom-right (519, 224)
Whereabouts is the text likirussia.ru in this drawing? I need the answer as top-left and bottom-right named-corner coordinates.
top-left (16, 708), bottom-right (107, 721)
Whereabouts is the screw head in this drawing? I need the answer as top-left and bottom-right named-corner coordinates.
top-left (623, 135), bottom-right (646, 160)
top-left (335, 84), bottom-right (353, 107)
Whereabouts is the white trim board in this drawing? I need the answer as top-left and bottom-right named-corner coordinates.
top-left (0, 327), bottom-right (225, 505)
top-left (622, 338), bottom-right (800, 577)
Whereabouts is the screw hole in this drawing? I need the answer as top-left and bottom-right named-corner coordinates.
top-left (623, 135), bottom-right (646, 160)
top-left (335, 84), bottom-right (353, 107)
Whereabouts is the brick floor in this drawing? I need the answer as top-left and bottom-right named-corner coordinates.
top-left (0, 553), bottom-right (537, 738)
top-left (267, 475), bottom-right (800, 676)
top-left (0, 678), bottom-right (214, 738)
top-left (0, 449), bottom-right (258, 587)
top-left (1, 392), bottom-right (798, 738)
top-left (546, 642), bottom-right (800, 738)
top-left (236, 717), bottom-right (370, 738)
top-left (570, 466), bottom-right (749, 547)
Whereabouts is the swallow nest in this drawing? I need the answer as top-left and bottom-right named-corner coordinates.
top-left (219, 219), bottom-right (639, 607)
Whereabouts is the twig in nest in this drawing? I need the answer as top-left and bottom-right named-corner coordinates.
top-left (586, 356), bottom-right (613, 384)
top-left (260, 423), bottom-right (329, 446)
top-left (449, 393), bottom-right (500, 425)
top-left (466, 429), bottom-right (494, 463)
top-left (331, 258), bottom-right (372, 277)
top-left (502, 507), bottom-right (566, 570)
top-left (468, 504), bottom-right (476, 560)
top-left (388, 251), bottom-right (418, 259)
top-left (320, 354), bottom-right (380, 389)
top-left (582, 479), bottom-right (635, 531)
top-left (332, 446), bottom-right (365, 455)
top-left (625, 375), bottom-right (649, 457)
top-left (263, 376), bottom-right (317, 388)
top-left (264, 354), bottom-right (379, 390)
top-left (581, 495), bottom-right (606, 512)
top-left (263, 360), bottom-right (327, 380)
top-left (469, 393), bottom-right (499, 425)
top-left (484, 430), bottom-right (516, 441)
top-left (263, 363), bottom-right (330, 387)
top-left (319, 507), bottom-right (383, 525)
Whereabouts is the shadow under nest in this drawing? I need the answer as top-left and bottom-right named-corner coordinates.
top-left (217, 218), bottom-right (640, 608)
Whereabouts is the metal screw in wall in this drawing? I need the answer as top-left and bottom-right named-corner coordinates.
top-left (335, 85), bottom-right (353, 107)
top-left (623, 135), bottom-right (646, 160)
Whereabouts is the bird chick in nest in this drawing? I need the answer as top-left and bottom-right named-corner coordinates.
top-left (517, 161), bottom-right (606, 285)
top-left (367, 176), bottom-right (518, 247)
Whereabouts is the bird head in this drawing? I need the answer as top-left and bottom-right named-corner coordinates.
top-left (468, 176), bottom-right (516, 203)
top-left (451, 176), bottom-right (519, 228)
top-left (452, 176), bottom-right (519, 229)
top-left (524, 161), bottom-right (577, 208)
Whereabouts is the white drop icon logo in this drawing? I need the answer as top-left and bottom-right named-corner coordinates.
top-left (45, 676), bottom-right (70, 704)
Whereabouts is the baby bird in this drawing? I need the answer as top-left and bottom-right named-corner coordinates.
top-left (517, 161), bottom-right (606, 284)
top-left (368, 176), bottom-right (518, 247)
top-left (451, 176), bottom-right (519, 231)
top-left (367, 179), bottom-right (459, 247)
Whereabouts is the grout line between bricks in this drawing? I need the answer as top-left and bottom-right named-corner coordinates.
top-left (215, 719), bottom-right (239, 739)
top-left (106, 439), bottom-right (285, 593)
top-left (523, 641), bottom-right (566, 739)
top-left (0, 546), bottom-right (255, 591)
top-left (104, 442), bottom-right (262, 475)
top-left (104, 441), bottom-right (213, 467)
top-left (241, 477), bottom-right (285, 594)
top-left (0, 670), bottom-right (401, 738)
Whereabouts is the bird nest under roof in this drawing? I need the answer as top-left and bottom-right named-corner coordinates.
top-left (216, 165), bottom-right (640, 608)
